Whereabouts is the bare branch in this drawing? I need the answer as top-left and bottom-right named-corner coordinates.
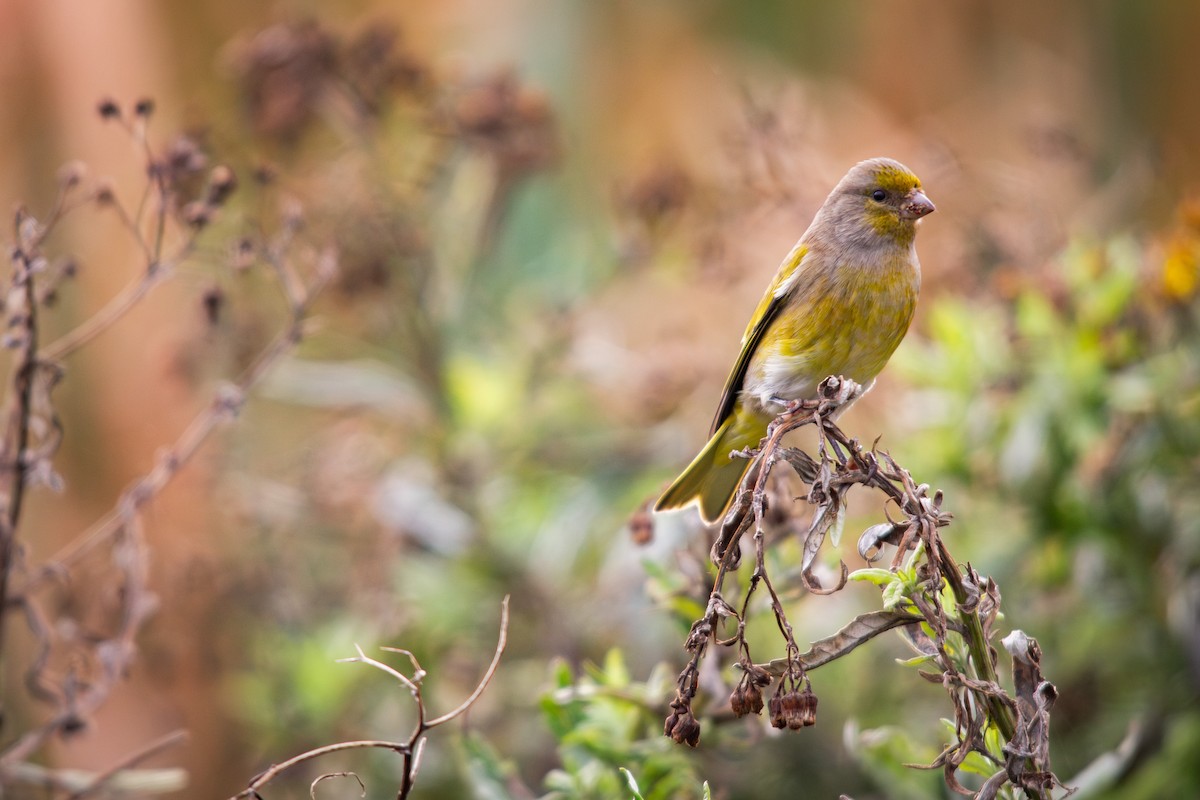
top-left (427, 594), bottom-right (510, 726)
top-left (664, 375), bottom-right (1058, 797)
top-left (67, 729), bottom-right (189, 800)
top-left (0, 208), bottom-right (47, 701)
top-left (337, 644), bottom-right (423, 694)
top-left (311, 772), bottom-right (365, 799)
top-left (231, 740), bottom-right (412, 800)
top-left (233, 594), bottom-right (511, 800)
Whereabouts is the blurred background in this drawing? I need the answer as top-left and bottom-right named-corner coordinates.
top-left (0, 1), bottom-right (1198, 798)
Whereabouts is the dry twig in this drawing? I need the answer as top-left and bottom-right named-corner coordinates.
top-left (231, 595), bottom-right (510, 800)
top-left (0, 99), bottom-right (337, 797)
top-left (664, 376), bottom-right (1062, 800)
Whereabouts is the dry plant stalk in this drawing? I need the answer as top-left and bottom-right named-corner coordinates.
top-left (664, 376), bottom-right (1064, 800)
top-left (230, 596), bottom-right (510, 800)
top-left (0, 99), bottom-right (336, 797)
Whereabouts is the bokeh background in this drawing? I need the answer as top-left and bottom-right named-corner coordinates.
top-left (1, 1), bottom-right (1198, 798)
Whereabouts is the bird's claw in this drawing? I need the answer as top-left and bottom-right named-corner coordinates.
top-left (817, 376), bottom-right (863, 410)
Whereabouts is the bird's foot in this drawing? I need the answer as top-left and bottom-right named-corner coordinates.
top-left (768, 395), bottom-right (805, 413)
top-left (816, 376), bottom-right (864, 410)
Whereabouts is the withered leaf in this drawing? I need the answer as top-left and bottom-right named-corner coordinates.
top-left (756, 609), bottom-right (922, 675)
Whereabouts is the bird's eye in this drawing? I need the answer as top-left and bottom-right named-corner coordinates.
top-left (871, 189), bottom-right (887, 202)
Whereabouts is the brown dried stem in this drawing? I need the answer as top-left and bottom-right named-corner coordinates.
top-left (231, 595), bottom-right (511, 800)
top-left (0, 211), bottom-right (43, 682)
top-left (65, 729), bottom-right (189, 800)
top-left (666, 376), bottom-right (1055, 798)
top-left (0, 105), bottom-right (339, 798)
top-left (15, 242), bottom-right (336, 597)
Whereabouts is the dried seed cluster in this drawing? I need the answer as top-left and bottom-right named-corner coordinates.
top-left (660, 377), bottom-right (1062, 798)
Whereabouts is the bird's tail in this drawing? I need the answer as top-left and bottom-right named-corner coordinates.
top-left (655, 410), bottom-right (768, 524)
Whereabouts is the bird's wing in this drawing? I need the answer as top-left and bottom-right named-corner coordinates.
top-left (709, 242), bottom-right (809, 435)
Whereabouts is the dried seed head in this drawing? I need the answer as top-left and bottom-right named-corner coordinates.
top-left (620, 165), bottom-right (690, 227)
top-left (231, 20), bottom-right (337, 139)
top-left (252, 162), bottom-right (277, 185)
top-left (768, 693), bottom-right (786, 729)
top-left (60, 713), bottom-right (88, 736)
top-left (628, 509), bottom-right (654, 546)
top-left (165, 136), bottom-right (208, 176)
top-left (281, 197), bottom-right (305, 229)
top-left (730, 680), bottom-right (764, 718)
top-left (206, 165), bottom-right (238, 206)
top-left (97, 98), bottom-right (121, 120)
top-left (182, 201), bottom-right (212, 229)
top-left (93, 180), bottom-right (116, 206)
top-left (57, 160), bottom-right (87, 189)
top-left (745, 663), bottom-right (772, 687)
top-left (774, 687), bottom-right (818, 730)
top-left (664, 708), bottom-right (701, 747)
top-left (202, 286), bottom-right (225, 325)
top-left (232, 237), bottom-right (256, 271)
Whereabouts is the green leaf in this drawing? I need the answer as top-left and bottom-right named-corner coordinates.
top-left (848, 568), bottom-right (896, 586)
top-left (881, 574), bottom-right (914, 611)
top-left (587, 648), bottom-right (629, 687)
top-left (984, 721), bottom-right (1005, 761)
top-left (551, 657), bottom-right (574, 689)
top-left (460, 734), bottom-right (520, 800)
top-left (895, 653), bottom-right (936, 667)
top-left (620, 767), bottom-right (646, 800)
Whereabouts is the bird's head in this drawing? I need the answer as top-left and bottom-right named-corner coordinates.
top-left (822, 157), bottom-right (935, 247)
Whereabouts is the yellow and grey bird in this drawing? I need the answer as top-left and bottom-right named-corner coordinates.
top-left (655, 157), bottom-right (935, 523)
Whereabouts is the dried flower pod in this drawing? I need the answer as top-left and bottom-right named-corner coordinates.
top-left (57, 161), bottom-right (87, 189)
top-left (182, 201), bottom-right (212, 229)
top-left (729, 678), bottom-right (764, 718)
top-left (164, 136), bottom-right (208, 177)
top-left (93, 180), bottom-right (116, 206)
top-left (628, 508), bottom-right (654, 545)
top-left (206, 165), bottom-right (238, 206)
top-left (232, 237), bottom-right (256, 271)
top-left (768, 692), bottom-right (786, 729)
top-left (767, 684), bottom-right (819, 730)
top-left (664, 707), bottom-right (701, 747)
top-left (745, 662), bottom-right (772, 687)
top-left (202, 286), bottom-right (225, 325)
top-left (781, 688), bottom-right (818, 730)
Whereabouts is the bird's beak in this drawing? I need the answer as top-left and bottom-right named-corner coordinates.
top-left (900, 190), bottom-right (935, 220)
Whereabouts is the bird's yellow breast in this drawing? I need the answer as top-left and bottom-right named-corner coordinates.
top-left (744, 249), bottom-right (919, 409)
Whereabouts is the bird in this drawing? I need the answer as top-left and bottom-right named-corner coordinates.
top-left (655, 157), bottom-right (935, 524)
